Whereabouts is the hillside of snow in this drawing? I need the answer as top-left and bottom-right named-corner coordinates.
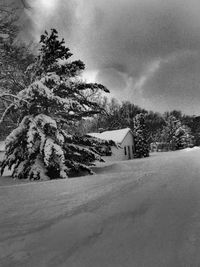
top-left (1, 148), bottom-right (200, 266)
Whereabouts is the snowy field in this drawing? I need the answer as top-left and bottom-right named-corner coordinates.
top-left (1, 148), bottom-right (200, 266)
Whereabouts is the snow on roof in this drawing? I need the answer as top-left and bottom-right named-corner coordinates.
top-left (0, 141), bottom-right (5, 152)
top-left (87, 128), bottom-right (132, 144)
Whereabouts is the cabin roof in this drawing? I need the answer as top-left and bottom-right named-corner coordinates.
top-left (87, 128), bottom-right (132, 144)
top-left (0, 141), bottom-right (5, 152)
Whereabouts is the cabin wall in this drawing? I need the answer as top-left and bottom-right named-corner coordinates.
top-left (121, 131), bottom-right (135, 160)
top-left (103, 132), bottom-right (134, 161)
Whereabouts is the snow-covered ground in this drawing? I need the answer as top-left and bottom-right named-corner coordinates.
top-left (182, 146), bottom-right (200, 152)
top-left (1, 149), bottom-right (200, 266)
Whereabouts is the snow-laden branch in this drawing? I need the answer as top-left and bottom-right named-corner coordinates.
top-left (0, 93), bottom-right (30, 125)
top-left (0, 93), bottom-right (29, 104)
top-left (0, 103), bottom-right (15, 124)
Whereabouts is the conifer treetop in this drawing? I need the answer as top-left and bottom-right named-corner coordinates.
top-left (0, 29), bottom-right (109, 124)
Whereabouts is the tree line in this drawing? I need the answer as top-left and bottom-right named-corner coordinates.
top-left (80, 99), bottom-right (199, 151)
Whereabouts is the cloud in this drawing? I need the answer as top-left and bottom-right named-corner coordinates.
top-left (22, 0), bottom-right (200, 114)
top-left (140, 50), bottom-right (200, 114)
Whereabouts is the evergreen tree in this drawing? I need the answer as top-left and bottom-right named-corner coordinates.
top-left (160, 115), bottom-right (193, 150)
top-left (160, 115), bottom-right (180, 150)
top-left (174, 125), bottom-right (194, 149)
top-left (133, 113), bottom-right (149, 158)
top-left (0, 29), bottom-right (113, 180)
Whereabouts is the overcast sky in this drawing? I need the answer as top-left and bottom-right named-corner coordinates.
top-left (21, 0), bottom-right (200, 115)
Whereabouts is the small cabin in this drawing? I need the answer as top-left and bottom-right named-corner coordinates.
top-left (88, 128), bottom-right (135, 161)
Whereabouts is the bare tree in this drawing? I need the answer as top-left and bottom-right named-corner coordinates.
top-left (0, 1), bottom-right (34, 138)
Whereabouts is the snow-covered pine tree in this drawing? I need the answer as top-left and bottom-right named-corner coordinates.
top-left (0, 29), bottom-right (113, 180)
top-left (160, 115), bottom-right (190, 150)
top-left (174, 124), bottom-right (194, 150)
top-left (133, 113), bottom-right (149, 158)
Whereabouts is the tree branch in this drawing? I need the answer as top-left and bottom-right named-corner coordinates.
top-left (0, 103), bottom-right (15, 124)
top-left (0, 93), bottom-right (29, 104)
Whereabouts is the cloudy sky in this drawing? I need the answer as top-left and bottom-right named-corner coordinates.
top-left (21, 0), bottom-right (200, 115)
